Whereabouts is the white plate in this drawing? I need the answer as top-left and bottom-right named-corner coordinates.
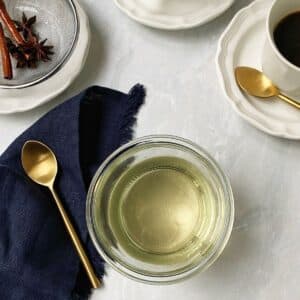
top-left (216, 0), bottom-right (300, 140)
top-left (114, 0), bottom-right (235, 30)
top-left (0, 0), bottom-right (90, 114)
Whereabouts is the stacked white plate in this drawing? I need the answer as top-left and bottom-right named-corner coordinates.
top-left (114, 0), bottom-right (235, 30)
top-left (0, 0), bottom-right (90, 114)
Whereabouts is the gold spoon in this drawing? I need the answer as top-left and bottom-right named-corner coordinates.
top-left (21, 140), bottom-right (101, 289)
top-left (235, 66), bottom-right (300, 109)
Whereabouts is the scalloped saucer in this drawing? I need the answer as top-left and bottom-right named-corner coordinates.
top-left (114, 0), bottom-right (235, 30)
top-left (216, 0), bottom-right (300, 140)
top-left (0, 0), bottom-right (90, 114)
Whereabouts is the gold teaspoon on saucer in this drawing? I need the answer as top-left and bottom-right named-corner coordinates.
top-left (235, 66), bottom-right (300, 110)
top-left (21, 140), bottom-right (101, 289)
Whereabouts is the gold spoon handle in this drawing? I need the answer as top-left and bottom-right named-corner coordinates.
top-left (278, 93), bottom-right (300, 109)
top-left (49, 187), bottom-right (101, 289)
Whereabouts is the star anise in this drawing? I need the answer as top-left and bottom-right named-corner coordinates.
top-left (27, 36), bottom-right (54, 62)
top-left (0, 5), bottom-right (54, 77)
top-left (7, 13), bottom-right (54, 68)
top-left (6, 37), bottom-right (36, 68)
top-left (15, 13), bottom-right (36, 41)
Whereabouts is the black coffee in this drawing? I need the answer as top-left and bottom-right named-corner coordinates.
top-left (274, 11), bottom-right (300, 68)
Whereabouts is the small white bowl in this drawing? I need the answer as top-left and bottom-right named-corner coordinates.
top-left (114, 0), bottom-right (235, 30)
top-left (0, 0), bottom-right (90, 114)
top-left (0, 0), bottom-right (78, 89)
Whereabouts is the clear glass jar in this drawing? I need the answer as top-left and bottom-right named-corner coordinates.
top-left (86, 135), bottom-right (234, 284)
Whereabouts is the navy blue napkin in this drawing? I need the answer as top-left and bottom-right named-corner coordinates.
top-left (0, 85), bottom-right (145, 300)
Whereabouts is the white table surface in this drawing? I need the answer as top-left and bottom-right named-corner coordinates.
top-left (1, 0), bottom-right (300, 299)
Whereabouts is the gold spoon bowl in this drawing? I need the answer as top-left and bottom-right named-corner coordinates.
top-left (235, 66), bottom-right (300, 109)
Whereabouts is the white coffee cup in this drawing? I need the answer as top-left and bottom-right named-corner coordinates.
top-left (262, 0), bottom-right (300, 99)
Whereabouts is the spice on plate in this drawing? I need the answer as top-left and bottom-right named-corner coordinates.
top-left (15, 13), bottom-right (36, 41)
top-left (0, 0), bottom-right (54, 80)
top-left (6, 13), bottom-right (54, 69)
top-left (0, 22), bottom-right (12, 79)
top-left (0, 0), bottom-right (24, 45)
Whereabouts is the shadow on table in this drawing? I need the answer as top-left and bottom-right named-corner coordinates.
top-left (70, 18), bottom-right (107, 92)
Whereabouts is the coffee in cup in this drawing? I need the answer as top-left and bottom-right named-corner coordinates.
top-left (262, 0), bottom-right (300, 99)
top-left (274, 12), bottom-right (300, 68)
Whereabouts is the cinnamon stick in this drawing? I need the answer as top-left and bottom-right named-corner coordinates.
top-left (0, 0), bottom-right (24, 45)
top-left (0, 22), bottom-right (12, 79)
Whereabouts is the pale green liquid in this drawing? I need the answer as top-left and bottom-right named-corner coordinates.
top-left (95, 156), bottom-right (221, 266)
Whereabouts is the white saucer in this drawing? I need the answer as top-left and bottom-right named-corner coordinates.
top-left (216, 0), bottom-right (300, 140)
top-left (0, 0), bottom-right (90, 114)
top-left (114, 0), bottom-right (235, 30)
